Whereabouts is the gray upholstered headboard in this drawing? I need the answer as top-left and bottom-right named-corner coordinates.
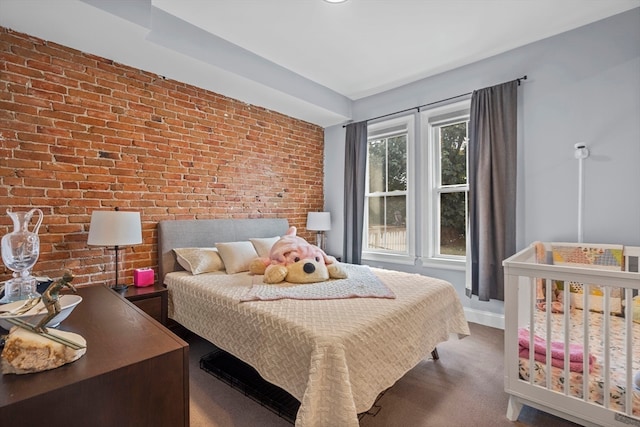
top-left (157, 218), bottom-right (289, 283)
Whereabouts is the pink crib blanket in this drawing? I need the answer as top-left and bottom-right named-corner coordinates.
top-left (518, 328), bottom-right (595, 373)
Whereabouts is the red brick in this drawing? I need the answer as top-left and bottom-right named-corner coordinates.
top-left (0, 26), bottom-right (324, 286)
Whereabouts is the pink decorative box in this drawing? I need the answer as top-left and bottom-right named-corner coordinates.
top-left (133, 268), bottom-right (154, 287)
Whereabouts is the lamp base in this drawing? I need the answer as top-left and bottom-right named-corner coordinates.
top-left (316, 232), bottom-right (326, 252)
top-left (111, 284), bottom-right (129, 292)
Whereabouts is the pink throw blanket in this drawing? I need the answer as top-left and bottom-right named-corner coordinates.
top-left (518, 328), bottom-right (594, 373)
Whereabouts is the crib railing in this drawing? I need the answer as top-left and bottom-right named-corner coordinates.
top-left (503, 243), bottom-right (640, 427)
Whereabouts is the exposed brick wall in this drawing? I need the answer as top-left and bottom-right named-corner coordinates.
top-left (0, 27), bottom-right (325, 287)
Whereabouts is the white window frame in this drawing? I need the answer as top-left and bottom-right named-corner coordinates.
top-left (420, 100), bottom-right (470, 271)
top-left (362, 114), bottom-right (415, 265)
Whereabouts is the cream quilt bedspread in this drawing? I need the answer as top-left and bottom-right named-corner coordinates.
top-left (165, 265), bottom-right (469, 427)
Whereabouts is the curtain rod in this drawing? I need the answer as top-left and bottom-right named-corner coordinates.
top-left (342, 75), bottom-right (527, 127)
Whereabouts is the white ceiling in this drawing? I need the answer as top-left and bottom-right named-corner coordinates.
top-left (1, 0), bottom-right (639, 127)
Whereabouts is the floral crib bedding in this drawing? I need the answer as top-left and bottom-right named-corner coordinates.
top-left (519, 308), bottom-right (640, 416)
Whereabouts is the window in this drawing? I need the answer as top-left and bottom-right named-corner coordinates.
top-left (364, 116), bottom-right (414, 260)
top-left (362, 101), bottom-right (469, 269)
top-left (423, 101), bottom-right (470, 267)
top-left (430, 114), bottom-right (469, 258)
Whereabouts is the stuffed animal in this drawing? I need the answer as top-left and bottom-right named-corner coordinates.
top-left (249, 226), bottom-right (347, 284)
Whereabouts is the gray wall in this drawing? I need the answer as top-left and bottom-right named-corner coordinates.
top-left (323, 8), bottom-right (640, 323)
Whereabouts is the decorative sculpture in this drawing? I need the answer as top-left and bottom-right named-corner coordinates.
top-left (35, 270), bottom-right (77, 333)
top-left (1, 326), bottom-right (87, 374)
top-left (2, 270), bottom-right (86, 375)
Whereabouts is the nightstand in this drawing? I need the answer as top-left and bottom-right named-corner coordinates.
top-left (121, 284), bottom-right (168, 325)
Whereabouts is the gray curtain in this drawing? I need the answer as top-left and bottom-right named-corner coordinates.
top-left (343, 121), bottom-right (368, 264)
top-left (468, 80), bottom-right (518, 301)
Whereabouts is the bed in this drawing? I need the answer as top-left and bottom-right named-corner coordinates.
top-left (158, 218), bottom-right (470, 427)
top-left (503, 242), bottom-right (640, 427)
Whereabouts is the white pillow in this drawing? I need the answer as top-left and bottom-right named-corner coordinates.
top-left (215, 241), bottom-right (259, 274)
top-left (173, 247), bottom-right (224, 275)
top-left (250, 236), bottom-right (280, 258)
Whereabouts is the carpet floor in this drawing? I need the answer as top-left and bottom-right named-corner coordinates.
top-left (186, 322), bottom-right (582, 427)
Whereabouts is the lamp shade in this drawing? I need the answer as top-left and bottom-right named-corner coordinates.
top-left (306, 212), bottom-right (331, 231)
top-left (87, 211), bottom-right (142, 247)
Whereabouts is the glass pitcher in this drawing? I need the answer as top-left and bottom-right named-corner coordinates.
top-left (0, 208), bottom-right (43, 303)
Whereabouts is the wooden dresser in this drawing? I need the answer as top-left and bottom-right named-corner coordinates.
top-left (0, 285), bottom-right (189, 427)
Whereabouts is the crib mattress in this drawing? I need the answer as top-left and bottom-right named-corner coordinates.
top-left (519, 308), bottom-right (640, 416)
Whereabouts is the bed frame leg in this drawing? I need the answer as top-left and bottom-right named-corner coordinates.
top-left (430, 348), bottom-right (439, 360)
top-left (506, 395), bottom-right (522, 421)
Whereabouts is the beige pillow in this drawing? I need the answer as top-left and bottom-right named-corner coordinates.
top-left (250, 236), bottom-right (280, 258)
top-left (215, 241), bottom-right (259, 274)
top-left (173, 247), bottom-right (224, 275)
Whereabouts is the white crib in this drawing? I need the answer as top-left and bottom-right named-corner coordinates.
top-left (503, 242), bottom-right (640, 427)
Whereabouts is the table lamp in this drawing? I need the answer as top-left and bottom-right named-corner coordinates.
top-left (87, 209), bottom-right (142, 291)
top-left (306, 212), bottom-right (331, 252)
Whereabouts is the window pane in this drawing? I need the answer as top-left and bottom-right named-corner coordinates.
top-left (367, 196), bottom-right (384, 250)
top-left (387, 195), bottom-right (406, 228)
top-left (387, 135), bottom-right (407, 192)
top-left (368, 196), bottom-right (384, 228)
top-left (440, 122), bottom-right (467, 186)
top-left (367, 195), bottom-right (407, 252)
top-left (386, 195), bottom-right (407, 252)
top-left (439, 192), bottom-right (466, 256)
top-left (368, 139), bottom-right (386, 193)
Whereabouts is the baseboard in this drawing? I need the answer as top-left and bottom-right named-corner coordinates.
top-left (463, 307), bottom-right (504, 329)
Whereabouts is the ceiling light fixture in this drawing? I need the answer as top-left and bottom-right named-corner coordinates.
top-left (324, 0), bottom-right (348, 3)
